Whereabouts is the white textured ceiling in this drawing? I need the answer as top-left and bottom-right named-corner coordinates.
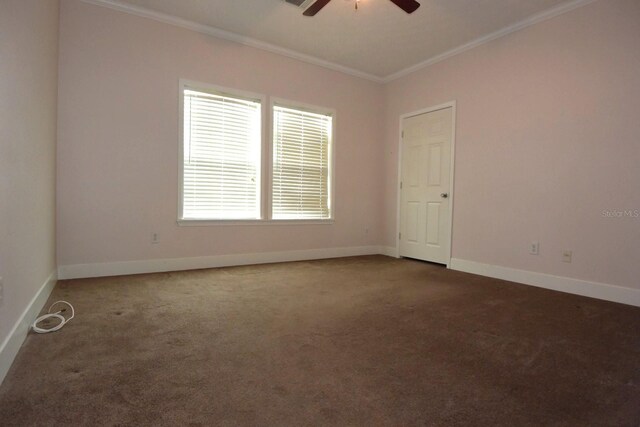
top-left (95, 0), bottom-right (591, 80)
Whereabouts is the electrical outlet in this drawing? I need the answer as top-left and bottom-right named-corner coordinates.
top-left (151, 233), bottom-right (159, 244)
top-left (0, 276), bottom-right (4, 307)
top-left (529, 241), bottom-right (539, 255)
top-left (562, 250), bottom-right (572, 263)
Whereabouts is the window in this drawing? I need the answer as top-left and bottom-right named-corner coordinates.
top-left (179, 81), bottom-right (334, 223)
top-left (180, 84), bottom-right (262, 220)
top-left (272, 105), bottom-right (332, 220)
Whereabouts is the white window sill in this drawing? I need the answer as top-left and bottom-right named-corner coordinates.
top-left (177, 219), bottom-right (335, 227)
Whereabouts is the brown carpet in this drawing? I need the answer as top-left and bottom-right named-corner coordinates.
top-left (0, 255), bottom-right (638, 426)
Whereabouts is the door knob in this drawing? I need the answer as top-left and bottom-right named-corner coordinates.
top-left (440, 193), bottom-right (449, 198)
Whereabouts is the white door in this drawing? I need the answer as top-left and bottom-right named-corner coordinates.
top-left (399, 106), bottom-right (453, 264)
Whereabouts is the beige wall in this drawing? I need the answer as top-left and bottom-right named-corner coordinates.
top-left (0, 1), bottom-right (59, 348)
top-left (56, 0), bottom-right (639, 295)
top-left (56, 0), bottom-right (385, 267)
top-left (383, 0), bottom-right (640, 290)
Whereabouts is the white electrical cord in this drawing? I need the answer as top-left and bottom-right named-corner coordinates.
top-left (32, 301), bottom-right (75, 334)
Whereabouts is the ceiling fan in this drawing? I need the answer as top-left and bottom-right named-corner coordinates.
top-left (286, 0), bottom-right (420, 17)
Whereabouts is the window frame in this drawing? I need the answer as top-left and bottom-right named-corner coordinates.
top-left (178, 79), bottom-right (267, 225)
top-left (269, 97), bottom-right (336, 223)
top-left (177, 80), bottom-right (335, 226)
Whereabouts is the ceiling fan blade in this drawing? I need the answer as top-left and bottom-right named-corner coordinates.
top-left (303, 0), bottom-right (332, 16)
top-left (389, 0), bottom-right (420, 14)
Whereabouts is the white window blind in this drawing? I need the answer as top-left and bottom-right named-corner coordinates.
top-left (182, 88), bottom-right (261, 220)
top-left (272, 105), bottom-right (332, 220)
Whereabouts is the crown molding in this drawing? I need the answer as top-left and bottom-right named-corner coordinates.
top-left (79, 0), bottom-right (385, 83)
top-left (80, 0), bottom-right (597, 85)
top-left (382, 0), bottom-right (598, 82)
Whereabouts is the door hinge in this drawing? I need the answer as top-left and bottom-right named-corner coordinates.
top-left (399, 232), bottom-right (402, 240)
top-left (400, 181), bottom-right (403, 190)
top-left (401, 130), bottom-right (404, 138)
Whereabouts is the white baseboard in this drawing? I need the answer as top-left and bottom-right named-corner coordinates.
top-left (450, 258), bottom-right (640, 307)
top-left (58, 250), bottom-right (640, 307)
top-left (379, 246), bottom-right (399, 258)
top-left (58, 246), bottom-right (391, 280)
top-left (0, 270), bottom-right (57, 386)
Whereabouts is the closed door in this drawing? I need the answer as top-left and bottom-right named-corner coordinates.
top-left (399, 107), bottom-right (453, 264)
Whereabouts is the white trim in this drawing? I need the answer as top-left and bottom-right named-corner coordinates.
top-left (379, 246), bottom-right (400, 258)
top-left (447, 104), bottom-right (457, 268)
top-left (178, 79), bottom-right (267, 222)
top-left (270, 97), bottom-right (336, 222)
top-left (396, 101), bottom-right (456, 266)
top-left (177, 219), bottom-right (335, 226)
top-left (450, 258), bottom-right (640, 308)
top-left (178, 82), bottom-right (337, 224)
top-left (80, 0), bottom-right (596, 84)
top-left (264, 94), bottom-right (272, 222)
top-left (383, 0), bottom-right (598, 82)
top-left (0, 270), bottom-right (57, 386)
top-left (80, 0), bottom-right (383, 83)
top-left (57, 246), bottom-right (388, 280)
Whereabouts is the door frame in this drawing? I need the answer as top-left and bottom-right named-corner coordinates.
top-left (396, 101), bottom-right (457, 267)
